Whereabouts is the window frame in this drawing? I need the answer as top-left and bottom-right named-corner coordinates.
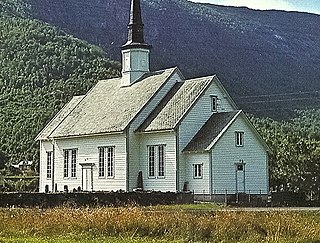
top-left (70, 149), bottom-right (77, 178)
top-left (148, 145), bottom-right (156, 178)
top-left (235, 131), bottom-right (244, 147)
top-left (63, 148), bottom-right (77, 178)
top-left (46, 151), bottom-right (52, 179)
top-left (193, 164), bottom-right (203, 179)
top-left (147, 145), bottom-right (166, 178)
top-left (98, 147), bottom-right (105, 178)
top-left (107, 146), bottom-right (115, 178)
top-left (63, 150), bottom-right (69, 178)
top-left (157, 145), bottom-right (165, 178)
top-left (211, 95), bottom-right (218, 112)
top-left (98, 146), bottom-right (115, 179)
top-left (235, 161), bottom-right (246, 172)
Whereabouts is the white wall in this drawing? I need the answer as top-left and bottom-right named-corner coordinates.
top-left (211, 115), bottom-right (268, 195)
top-left (128, 71), bottom-right (182, 191)
top-left (39, 140), bottom-right (54, 192)
top-left (178, 77), bottom-right (235, 190)
top-left (39, 134), bottom-right (127, 192)
top-left (139, 131), bottom-right (177, 192)
top-left (185, 152), bottom-right (210, 194)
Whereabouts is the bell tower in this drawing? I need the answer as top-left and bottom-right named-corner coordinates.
top-left (121, 0), bottom-right (151, 86)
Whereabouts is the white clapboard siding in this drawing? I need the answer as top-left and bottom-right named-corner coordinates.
top-left (178, 77), bottom-right (235, 189)
top-left (211, 115), bottom-right (268, 194)
top-left (139, 131), bottom-right (177, 192)
top-left (185, 152), bottom-right (210, 194)
top-left (128, 71), bottom-right (182, 190)
top-left (43, 134), bottom-right (127, 192)
top-left (179, 77), bottom-right (235, 150)
top-left (39, 140), bottom-right (54, 192)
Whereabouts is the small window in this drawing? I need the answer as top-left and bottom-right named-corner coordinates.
top-left (46, 151), bottom-right (52, 179)
top-left (211, 96), bottom-right (218, 112)
top-left (235, 132), bottom-right (244, 147)
top-left (235, 161), bottom-right (245, 171)
top-left (237, 164), bottom-right (244, 171)
top-left (193, 164), bottom-right (203, 179)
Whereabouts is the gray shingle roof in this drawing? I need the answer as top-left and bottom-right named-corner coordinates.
top-left (183, 111), bottom-right (241, 152)
top-left (35, 95), bottom-right (85, 140)
top-left (137, 76), bottom-right (214, 132)
top-left (38, 68), bottom-right (176, 139)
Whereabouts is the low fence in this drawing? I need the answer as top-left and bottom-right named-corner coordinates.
top-left (193, 189), bottom-right (268, 206)
top-left (0, 191), bottom-right (194, 208)
top-left (194, 190), bottom-right (320, 207)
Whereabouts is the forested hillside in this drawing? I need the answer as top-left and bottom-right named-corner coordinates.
top-left (252, 109), bottom-right (320, 194)
top-left (0, 1), bottom-right (121, 170)
top-left (24, 0), bottom-right (320, 117)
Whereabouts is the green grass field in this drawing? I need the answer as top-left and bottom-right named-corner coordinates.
top-left (1, 204), bottom-right (320, 242)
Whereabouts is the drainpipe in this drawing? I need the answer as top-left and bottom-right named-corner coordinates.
top-left (175, 128), bottom-right (180, 192)
top-left (50, 139), bottom-right (55, 193)
top-left (209, 150), bottom-right (213, 196)
top-left (126, 129), bottom-right (130, 192)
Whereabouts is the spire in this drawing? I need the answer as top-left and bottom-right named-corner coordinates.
top-left (121, 0), bottom-right (151, 86)
top-left (122, 0), bottom-right (151, 49)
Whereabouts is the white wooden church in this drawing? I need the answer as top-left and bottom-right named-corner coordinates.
top-left (36, 0), bottom-right (269, 201)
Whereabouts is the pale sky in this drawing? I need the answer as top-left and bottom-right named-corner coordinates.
top-left (191, 0), bottom-right (320, 15)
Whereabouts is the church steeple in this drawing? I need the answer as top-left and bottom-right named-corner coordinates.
top-left (121, 0), bottom-right (151, 86)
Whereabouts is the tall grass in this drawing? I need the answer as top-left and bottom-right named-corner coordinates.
top-left (1, 206), bottom-right (320, 242)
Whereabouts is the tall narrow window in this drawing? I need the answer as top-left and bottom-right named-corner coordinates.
top-left (98, 147), bottom-right (105, 177)
top-left (46, 151), bottom-right (52, 179)
top-left (235, 132), bottom-right (244, 147)
top-left (71, 149), bottom-right (77, 178)
top-left (107, 147), bottom-right (114, 177)
top-left (148, 145), bottom-right (166, 178)
top-left (98, 146), bottom-right (115, 178)
top-left (64, 149), bottom-right (77, 178)
top-left (194, 164), bottom-right (203, 179)
top-left (148, 146), bottom-right (155, 177)
top-left (63, 150), bottom-right (69, 178)
top-left (158, 145), bottom-right (165, 177)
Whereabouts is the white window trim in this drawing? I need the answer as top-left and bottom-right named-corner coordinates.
top-left (211, 95), bottom-right (218, 112)
top-left (46, 151), bottom-right (52, 179)
top-left (107, 147), bottom-right (115, 178)
top-left (63, 148), bottom-right (78, 179)
top-left (193, 163), bottom-right (203, 179)
top-left (98, 146), bottom-right (115, 179)
top-left (147, 145), bottom-right (166, 179)
top-left (98, 147), bottom-right (106, 178)
top-left (235, 131), bottom-right (244, 147)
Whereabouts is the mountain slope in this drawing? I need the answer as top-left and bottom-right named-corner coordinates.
top-left (24, 0), bottom-right (320, 117)
top-left (0, 7), bottom-right (121, 168)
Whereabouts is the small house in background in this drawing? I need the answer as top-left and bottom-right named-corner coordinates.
top-left (36, 0), bottom-right (270, 203)
top-left (12, 160), bottom-right (33, 171)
